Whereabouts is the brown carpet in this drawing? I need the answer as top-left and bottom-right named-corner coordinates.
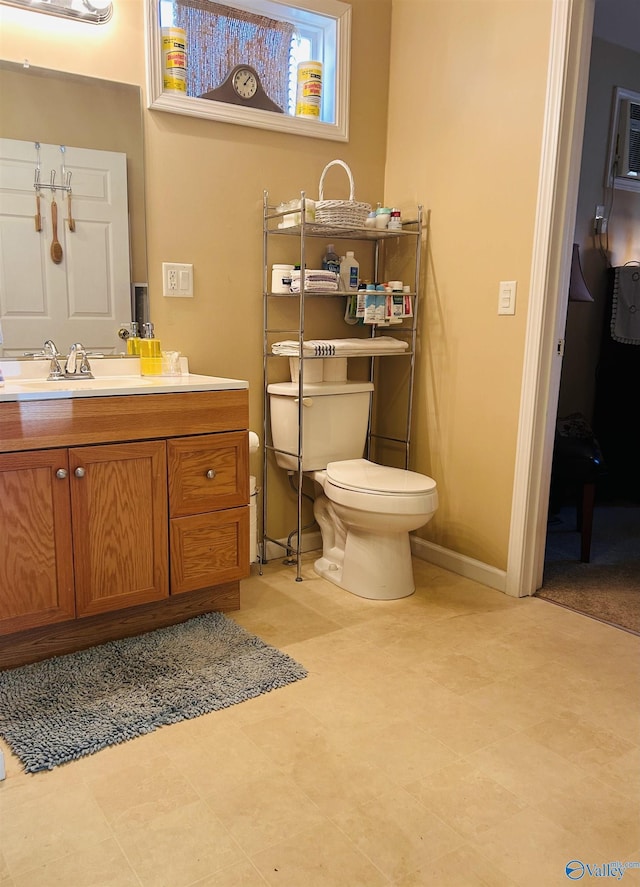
top-left (537, 505), bottom-right (640, 635)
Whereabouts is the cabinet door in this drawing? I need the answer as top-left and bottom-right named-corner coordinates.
top-left (168, 432), bottom-right (249, 517)
top-left (70, 441), bottom-right (169, 617)
top-left (170, 507), bottom-right (250, 595)
top-left (0, 449), bottom-right (75, 635)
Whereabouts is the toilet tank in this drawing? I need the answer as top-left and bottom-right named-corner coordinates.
top-left (267, 380), bottom-right (374, 470)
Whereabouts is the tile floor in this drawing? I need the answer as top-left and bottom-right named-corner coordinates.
top-left (1, 556), bottom-right (639, 887)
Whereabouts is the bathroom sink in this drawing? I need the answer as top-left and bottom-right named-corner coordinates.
top-left (0, 356), bottom-right (249, 401)
top-left (15, 376), bottom-right (158, 390)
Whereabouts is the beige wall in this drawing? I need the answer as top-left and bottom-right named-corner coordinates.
top-left (385, 0), bottom-right (553, 567)
top-left (0, 0), bottom-right (558, 572)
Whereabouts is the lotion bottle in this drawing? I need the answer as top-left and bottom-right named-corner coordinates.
top-left (140, 322), bottom-right (162, 375)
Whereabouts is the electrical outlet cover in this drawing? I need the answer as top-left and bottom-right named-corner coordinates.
top-left (163, 262), bottom-right (193, 297)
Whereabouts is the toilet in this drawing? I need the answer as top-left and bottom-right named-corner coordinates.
top-left (267, 379), bottom-right (438, 599)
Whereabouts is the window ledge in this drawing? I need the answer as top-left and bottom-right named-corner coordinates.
top-left (148, 91), bottom-right (348, 141)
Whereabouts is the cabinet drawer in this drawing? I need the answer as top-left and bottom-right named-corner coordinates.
top-left (168, 432), bottom-right (249, 517)
top-left (170, 507), bottom-right (250, 594)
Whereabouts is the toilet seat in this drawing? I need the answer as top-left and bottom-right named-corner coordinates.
top-left (323, 459), bottom-right (438, 515)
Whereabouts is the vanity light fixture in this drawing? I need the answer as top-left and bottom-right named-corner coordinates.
top-left (0, 0), bottom-right (113, 25)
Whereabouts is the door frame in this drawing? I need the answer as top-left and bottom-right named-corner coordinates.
top-left (507, 0), bottom-right (595, 597)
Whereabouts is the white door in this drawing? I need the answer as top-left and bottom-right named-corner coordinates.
top-left (0, 139), bottom-right (132, 356)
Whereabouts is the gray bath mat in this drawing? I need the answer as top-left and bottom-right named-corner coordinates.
top-left (0, 612), bottom-right (307, 773)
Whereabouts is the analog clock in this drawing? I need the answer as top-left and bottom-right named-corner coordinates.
top-left (199, 64), bottom-right (283, 113)
top-left (232, 67), bottom-right (258, 99)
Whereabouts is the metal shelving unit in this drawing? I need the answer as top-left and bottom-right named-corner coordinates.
top-left (261, 190), bottom-right (424, 580)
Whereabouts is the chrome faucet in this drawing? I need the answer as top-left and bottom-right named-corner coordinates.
top-left (43, 340), bottom-right (65, 380)
top-left (65, 343), bottom-right (94, 379)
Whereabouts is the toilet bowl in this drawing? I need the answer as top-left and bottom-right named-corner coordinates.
top-left (267, 380), bottom-right (438, 600)
top-left (310, 459), bottom-right (438, 600)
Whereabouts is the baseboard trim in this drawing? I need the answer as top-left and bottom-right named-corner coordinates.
top-left (410, 535), bottom-right (508, 593)
top-left (261, 530), bottom-right (507, 594)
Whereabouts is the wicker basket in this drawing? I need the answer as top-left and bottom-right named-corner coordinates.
top-left (315, 160), bottom-right (371, 228)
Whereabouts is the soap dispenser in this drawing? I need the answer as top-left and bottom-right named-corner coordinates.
top-left (126, 321), bottom-right (141, 356)
top-left (140, 322), bottom-right (162, 375)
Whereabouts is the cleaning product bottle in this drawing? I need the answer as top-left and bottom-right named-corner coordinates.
top-left (321, 243), bottom-right (340, 279)
top-left (126, 321), bottom-right (141, 356)
top-left (340, 250), bottom-right (360, 291)
top-left (140, 322), bottom-right (162, 375)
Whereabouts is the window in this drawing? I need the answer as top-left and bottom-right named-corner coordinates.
top-left (605, 86), bottom-right (640, 194)
top-left (146, 0), bottom-right (351, 141)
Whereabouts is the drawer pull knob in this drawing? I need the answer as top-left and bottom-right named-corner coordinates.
top-left (74, 467), bottom-right (86, 478)
top-left (206, 469), bottom-right (216, 480)
top-left (56, 468), bottom-right (68, 479)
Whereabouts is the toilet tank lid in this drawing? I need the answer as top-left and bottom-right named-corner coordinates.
top-left (267, 380), bottom-right (374, 397)
top-left (327, 459), bottom-right (437, 494)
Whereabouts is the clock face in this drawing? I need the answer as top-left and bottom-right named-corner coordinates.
top-left (232, 68), bottom-right (258, 99)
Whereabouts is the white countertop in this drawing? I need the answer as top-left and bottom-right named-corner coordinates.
top-left (0, 356), bottom-right (248, 403)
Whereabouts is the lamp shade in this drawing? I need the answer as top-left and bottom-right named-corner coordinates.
top-left (569, 243), bottom-right (594, 302)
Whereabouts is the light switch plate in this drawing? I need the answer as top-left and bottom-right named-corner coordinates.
top-left (498, 280), bottom-right (516, 315)
top-left (163, 262), bottom-right (193, 297)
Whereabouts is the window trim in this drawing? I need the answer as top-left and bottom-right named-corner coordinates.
top-left (605, 86), bottom-right (640, 194)
top-left (145, 0), bottom-right (351, 142)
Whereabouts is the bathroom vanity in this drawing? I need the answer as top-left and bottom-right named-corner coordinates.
top-left (0, 359), bottom-right (250, 668)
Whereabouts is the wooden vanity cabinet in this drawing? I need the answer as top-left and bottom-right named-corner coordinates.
top-left (0, 389), bottom-right (250, 666)
top-left (0, 441), bottom-right (168, 634)
top-left (71, 441), bottom-right (169, 617)
top-left (168, 433), bottom-right (250, 594)
top-left (0, 449), bottom-right (75, 635)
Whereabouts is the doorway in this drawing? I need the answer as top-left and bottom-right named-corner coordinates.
top-left (509, 0), bottom-right (640, 613)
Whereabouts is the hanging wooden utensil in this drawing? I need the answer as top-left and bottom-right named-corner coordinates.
top-left (67, 190), bottom-right (76, 232)
top-left (50, 197), bottom-right (63, 264)
top-left (35, 190), bottom-right (42, 232)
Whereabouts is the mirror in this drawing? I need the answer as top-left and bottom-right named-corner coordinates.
top-left (0, 60), bottom-right (147, 357)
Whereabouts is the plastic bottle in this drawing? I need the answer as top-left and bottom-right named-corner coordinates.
top-left (388, 208), bottom-right (402, 230)
top-left (340, 250), bottom-right (360, 291)
top-left (140, 322), bottom-right (162, 375)
top-left (321, 243), bottom-right (340, 277)
top-left (271, 264), bottom-right (295, 293)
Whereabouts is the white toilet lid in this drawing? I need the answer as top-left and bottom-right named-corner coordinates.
top-left (326, 459), bottom-right (436, 495)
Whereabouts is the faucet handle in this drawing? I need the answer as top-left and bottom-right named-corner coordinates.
top-left (44, 339), bottom-right (61, 357)
top-left (79, 351), bottom-right (93, 376)
top-left (47, 354), bottom-right (65, 380)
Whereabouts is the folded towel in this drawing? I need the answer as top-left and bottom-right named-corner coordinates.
top-left (611, 265), bottom-right (640, 345)
top-left (271, 337), bottom-right (409, 357)
top-left (290, 269), bottom-right (338, 294)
